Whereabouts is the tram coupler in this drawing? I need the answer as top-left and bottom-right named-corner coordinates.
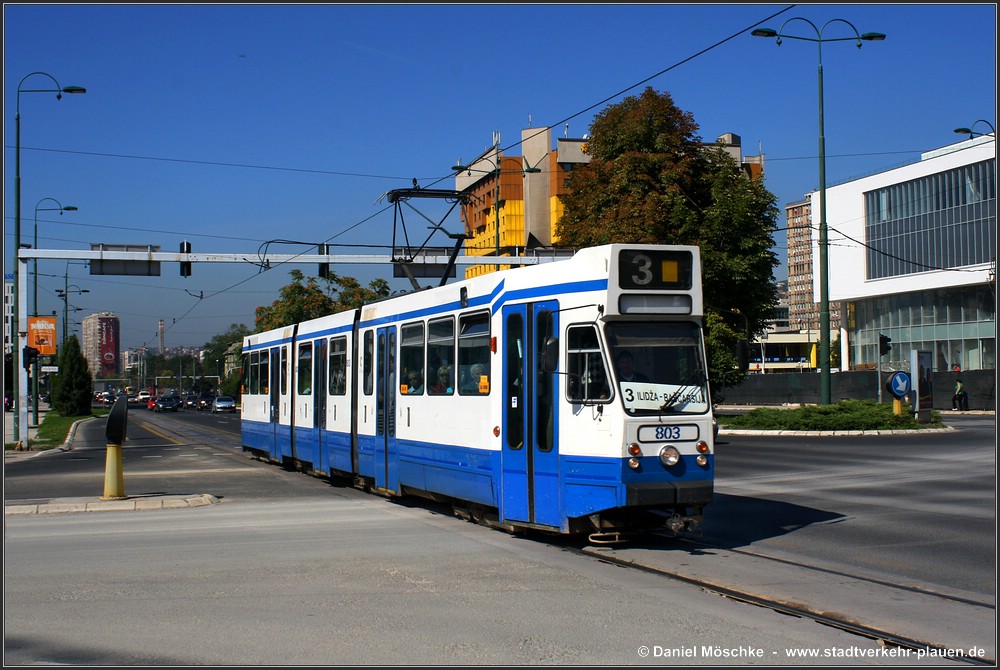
top-left (101, 395), bottom-right (129, 500)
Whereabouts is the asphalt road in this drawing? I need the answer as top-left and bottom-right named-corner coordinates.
top-left (4, 410), bottom-right (995, 665)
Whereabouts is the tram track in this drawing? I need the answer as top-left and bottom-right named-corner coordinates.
top-left (576, 537), bottom-right (995, 666)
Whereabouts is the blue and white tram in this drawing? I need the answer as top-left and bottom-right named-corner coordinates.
top-left (241, 244), bottom-right (715, 541)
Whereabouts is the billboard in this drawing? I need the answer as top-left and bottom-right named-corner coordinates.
top-left (28, 316), bottom-right (58, 355)
top-left (98, 316), bottom-right (120, 376)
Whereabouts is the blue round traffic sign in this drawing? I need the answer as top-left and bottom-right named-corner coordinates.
top-left (886, 371), bottom-right (911, 398)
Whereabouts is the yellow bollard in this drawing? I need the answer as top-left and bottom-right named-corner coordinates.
top-left (102, 443), bottom-right (126, 500)
top-left (893, 397), bottom-right (903, 416)
top-left (101, 395), bottom-right (129, 500)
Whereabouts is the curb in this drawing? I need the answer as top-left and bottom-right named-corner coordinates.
top-left (719, 426), bottom-right (956, 436)
top-left (4, 493), bottom-right (220, 516)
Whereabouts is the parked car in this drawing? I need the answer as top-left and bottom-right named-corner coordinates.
top-left (196, 394), bottom-right (216, 411)
top-left (211, 396), bottom-right (237, 413)
top-left (154, 396), bottom-right (180, 412)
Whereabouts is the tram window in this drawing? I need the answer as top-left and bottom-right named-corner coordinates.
top-left (240, 353), bottom-right (250, 395)
top-left (363, 331), bottom-right (374, 395)
top-left (566, 325), bottom-right (610, 402)
top-left (249, 351), bottom-right (259, 395)
top-left (536, 310), bottom-right (554, 452)
top-left (260, 349), bottom-right (269, 394)
top-left (328, 337), bottom-right (347, 396)
top-left (297, 342), bottom-right (313, 395)
top-left (458, 312), bottom-right (490, 395)
top-left (280, 345), bottom-right (288, 396)
top-left (504, 313), bottom-right (524, 449)
top-left (400, 323), bottom-right (425, 395)
top-left (428, 317), bottom-right (455, 395)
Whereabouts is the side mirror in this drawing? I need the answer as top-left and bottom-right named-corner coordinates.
top-left (541, 337), bottom-right (559, 373)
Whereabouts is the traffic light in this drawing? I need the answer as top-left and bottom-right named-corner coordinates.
top-left (180, 240), bottom-right (192, 277)
top-left (22, 346), bottom-right (40, 370)
top-left (879, 333), bottom-right (892, 357)
top-left (317, 243), bottom-right (330, 279)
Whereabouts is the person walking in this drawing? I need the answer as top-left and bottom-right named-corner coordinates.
top-left (952, 379), bottom-right (969, 411)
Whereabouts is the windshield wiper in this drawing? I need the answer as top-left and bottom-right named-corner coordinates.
top-left (658, 372), bottom-right (706, 413)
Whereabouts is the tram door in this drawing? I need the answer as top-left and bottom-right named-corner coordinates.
top-left (268, 346), bottom-right (281, 460)
top-left (374, 326), bottom-right (398, 493)
top-left (312, 338), bottom-right (327, 470)
top-left (501, 301), bottom-right (560, 527)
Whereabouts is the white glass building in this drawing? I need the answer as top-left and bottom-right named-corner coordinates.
top-left (821, 135), bottom-right (995, 372)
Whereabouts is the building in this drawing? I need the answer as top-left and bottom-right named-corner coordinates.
top-left (453, 128), bottom-right (763, 278)
top-left (81, 311), bottom-right (121, 378)
top-left (821, 134), bottom-right (995, 372)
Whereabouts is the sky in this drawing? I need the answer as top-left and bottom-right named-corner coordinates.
top-left (4, 3), bottom-right (996, 352)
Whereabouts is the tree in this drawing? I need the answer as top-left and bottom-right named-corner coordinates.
top-left (555, 87), bottom-right (780, 390)
top-left (254, 269), bottom-right (390, 333)
top-left (50, 335), bottom-right (94, 417)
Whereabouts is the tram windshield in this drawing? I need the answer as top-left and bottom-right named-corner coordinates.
top-left (604, 321), bottom-right (709, 416)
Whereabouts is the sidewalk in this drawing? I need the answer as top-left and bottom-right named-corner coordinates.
top-left (3, 405), bottom-right (46, 450)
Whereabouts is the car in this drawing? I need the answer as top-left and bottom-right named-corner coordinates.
top-left (211, 396), bottom-right (236, 413)
top-left (147, 396), bottom-right (159, 410)
top-left (137, 390), bottom-right (151, 402)
top-left (183, 394), bottom-right (198, 409)
top-left (154, 396), bottom-right (180, 412)
top-left (196, 394), bottom-right (216, 411)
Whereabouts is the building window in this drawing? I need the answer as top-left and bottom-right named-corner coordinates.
top-left (865, 159), bottom-right (995, 279)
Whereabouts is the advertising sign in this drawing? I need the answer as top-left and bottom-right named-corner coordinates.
top-left (28, 316), bottom-right (58, 355)
top-left (912, 349), bottom-right (933, 423)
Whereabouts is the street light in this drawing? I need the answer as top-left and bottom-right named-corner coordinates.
top-left (753, 18), bottom-right (885, 405)
top-left (954, 120), bottom-right (996, 139)
top-left (13, 71), bottom-right (86, 446)
top-left (55, 284), bottom-right (89, 344)
top-left (451, 146), bottom-right (541, 260)
top-left (33, 199), bottom-right (78, 317)
top-left (30, 199), bottom-right (77, 425)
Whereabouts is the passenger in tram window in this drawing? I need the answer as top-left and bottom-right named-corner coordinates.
top-left (406, 370), bottom-right (423, 394)
top-left (461, 363), bottom-right (488, 394)
top-left (431, 365), bottom-right (453, 395)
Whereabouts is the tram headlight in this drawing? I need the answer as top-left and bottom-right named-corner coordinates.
top-left (628, 457), bottom-right (641, 470)
top-left (658, 446), bottom-right (680, 467)
top-left (696, 454), bottom-right (708, 466)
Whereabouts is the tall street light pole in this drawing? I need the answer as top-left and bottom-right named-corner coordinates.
top-left (33, 199), bottom-right (78, 317)
top-left (13, 71), bottom-right (86, 446)
top-left (56, 282), bottom-right (89, 344)
top-left (29, 197), bottom-right (77, 426)
top-left (753, 19), bottom-right (884, 405)
top-left (32, 198), bottom-right (80, 426)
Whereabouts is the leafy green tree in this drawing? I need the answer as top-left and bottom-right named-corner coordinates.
top-left (555, 87), bottom-right (780, 390)
top-left (255, 269), bottom-right (390, 332)
top-left (202, 324), bottom-right (251, 367)
top-left (50, 335), bottom-right (94, 416)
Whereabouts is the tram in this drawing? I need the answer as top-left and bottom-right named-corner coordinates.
top-left (241, 244), bottom-right (715, 542)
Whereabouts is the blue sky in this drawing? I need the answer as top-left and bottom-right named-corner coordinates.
top-left (5, 3), bottom-right (996, 351)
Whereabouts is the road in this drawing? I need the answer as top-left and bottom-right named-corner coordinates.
top-left (4, 409), bottom-right (995, 665)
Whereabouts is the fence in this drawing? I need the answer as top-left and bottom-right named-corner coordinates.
top-left (717, 369), bottom-right (996, 411)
